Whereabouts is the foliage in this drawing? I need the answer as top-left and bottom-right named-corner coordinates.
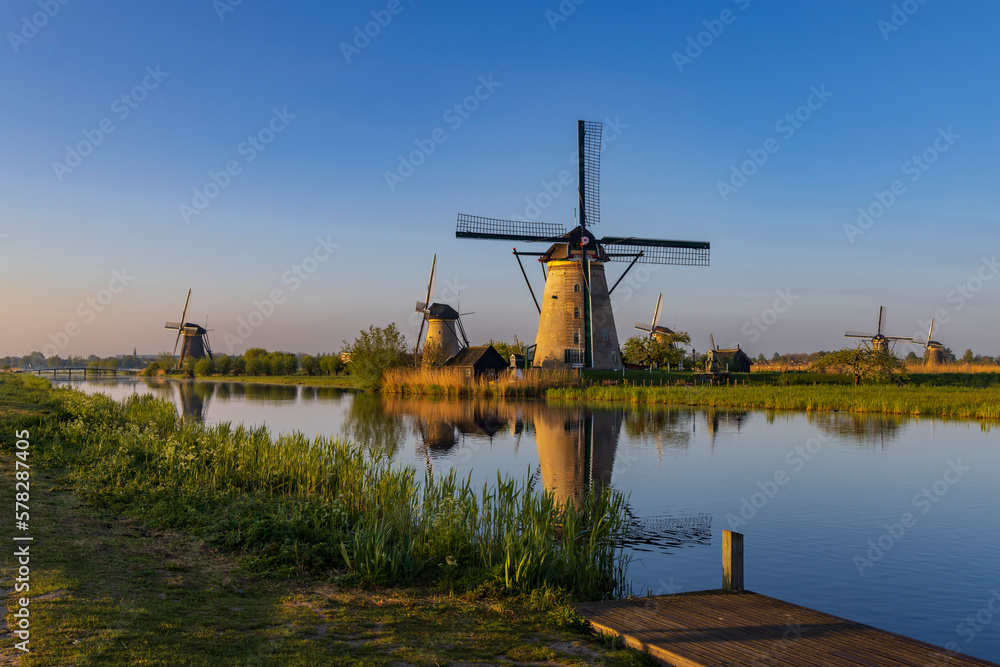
top-left (318, 353), bottom-right (346, 376)
top-left (194, 357), bottom-right (215, 377)
top-left (488, 337), bottom-right (528, 364)
top-left (810, 347), bottom-right (908, 386)
top-left (344, 323), bottom-right (409, 392)
top-left (621, 332), bottom-right (690, 368)
top-left (300, 354), bottom-right (318, 376)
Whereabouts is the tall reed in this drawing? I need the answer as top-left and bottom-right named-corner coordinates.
top-left (12, 379), bottom-right (630, 599)
top-left (382, 367), bottom-right (578, 398)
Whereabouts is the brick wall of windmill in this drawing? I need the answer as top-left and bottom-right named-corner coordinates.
top-left (533, 260), bottom-right (621, 370)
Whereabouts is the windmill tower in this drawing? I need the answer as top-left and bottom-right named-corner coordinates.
top-left (164, 289), bottom-right (214, 369)
top-left (635, 293), bottom-right (677, 343)
top-left (455, 120), bottom-right (710, 370)
top-left (844, 306), bottom-right (912, 353)
top-left (414, 255), bottom-right (471, 364)
top-left (915, 319), bottom-right (945, 365)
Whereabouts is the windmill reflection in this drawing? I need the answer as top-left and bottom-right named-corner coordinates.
top-left (380, 398), bottom-right (511, 457)
top-left (175, 381), bottom-right (215, 421)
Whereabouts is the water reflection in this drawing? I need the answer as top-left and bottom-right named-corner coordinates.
top-left (341, 393), bottom-right (406, 456)
top-left (176, 381), bottom-right (214, 421)
top-left (808, 412), bottom-right (907, 447)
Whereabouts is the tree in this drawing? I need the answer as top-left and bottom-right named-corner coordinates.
top-left (962, 349), bottom-right (975, 364)
top-left (300, 354), bottom-right (318, 376)
top-left (810, 347), bottom-right (908, 386)
top-left (772, 352), bottom-right (780, 362)
top-left (215, 355), bottom-right (232, 375)
top-left (905, 351), bottom-right (919, 363)
top-left (318, 354), bottom-right (345, 376)
top-left (621, 332), bottom-right (691, 368)
top-left (194, 357), bottom-right (215, 377)
top-left (343, 323), bottom-right (409, 392)
top-left (488, 337), bottom-right (527, 364)
top-left (757, 353), bottom-right (766, 364)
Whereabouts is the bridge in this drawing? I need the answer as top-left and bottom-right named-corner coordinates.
top-left (32, 367), bottom-right (143, 379)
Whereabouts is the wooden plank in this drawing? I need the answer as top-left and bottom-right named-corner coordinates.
top-left (578, 591), bottom-right (998, 667)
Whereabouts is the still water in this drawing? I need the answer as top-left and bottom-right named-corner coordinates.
top-left (56, 378), bottom-right (1000, 662)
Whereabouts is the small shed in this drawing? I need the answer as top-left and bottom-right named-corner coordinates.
top-left (713, 348), bottom-right (753, 373)
top-left (444, 345), bottom-right (509, 378)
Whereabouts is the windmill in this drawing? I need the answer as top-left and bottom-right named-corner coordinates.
top-left (635, 293), bottom-right (676, 342)
top-left (164, 289), bottom-right (213, 369)
top-left (455, 120), bottom-right (710, 370)
top-left (414, 254), bottom-right (472, 364)
top-left (844, 306), bottom-right (912, 353)
top-left (913, 319), bottom-right (945, 365)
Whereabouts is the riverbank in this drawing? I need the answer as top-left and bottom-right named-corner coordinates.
top-left (190, 374), bottom-right (358, 388)
top-left (0, 375), bottom-right (649, 665)
top-left (549, 383), bottom-right (1000, 420)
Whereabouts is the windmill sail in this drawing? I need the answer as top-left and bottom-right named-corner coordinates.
top-left (456, 214), bottom-right (565, 242)
top-left (579, 120), bottom-right (602, 227)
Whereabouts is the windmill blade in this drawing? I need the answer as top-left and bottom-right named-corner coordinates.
top-left (884, 336), bottom-right (914, 342)
top-left (651, 293), bottom-right (663, 330)
top-left (709, 334), bottom-right (716, 350)
top-left (424, 255), bottom-right (437, 310)
top-left (172, 288), bottom-right (193, 359)
top-left (927, 319), bottom-right (936, 347)
top-left (415, 301), bottom-right (427, 313)
top-left (456, 316), bottom-right (470, 348)
top-left (845, 331), bottom-right (877, 338)
top-left (578, 120), bottom-right (602, 227)
top-left (456, 214), bottom-right (566, 242)
top-left (179, 289), bottom-right (192, 327)
top-left (877, 306), bottom-right (886, 336)
top-left (601, 237), bottom-right (710, 266)
top-left (635, 322), bottom-right (653, 332)
top-left (415, 314), bottom-right (428, 354)
top-left (164, 321), bottom-right (182, 329)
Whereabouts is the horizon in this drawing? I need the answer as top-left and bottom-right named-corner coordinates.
top-left (3, 2), bottom-right (998, 360)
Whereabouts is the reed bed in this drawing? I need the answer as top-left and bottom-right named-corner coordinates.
top-left (12, 377), bottom-right (629, 598)
top-left (548, 384), bottom-right (1000, 420)
top-left (382, 367), bottom-right (579, 398)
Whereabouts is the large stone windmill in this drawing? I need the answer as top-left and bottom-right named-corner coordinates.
top-left (914, 318), bottom-right (946, 365)
top-left (455, 120), bottom-right (710, 370)
top-left (164, 289), bottom-right (213, 369)
top-left (844, 306), bottom-right (912, 353)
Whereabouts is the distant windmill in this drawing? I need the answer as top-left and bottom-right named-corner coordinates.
top-left (845, 306), bottom-right (913, 353)
top-left (455, 120), bottom-right (710, 370)
top-left (414, 254), bottom-right (472, 363)
top-left (913, 319), bottom-right (946, 365)
top-left (164, 289), bottom-right (213, 369)
top-left (635, 294), bottom-right (676, 342)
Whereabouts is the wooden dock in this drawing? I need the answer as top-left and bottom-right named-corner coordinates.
top-left (579, 590), bottom-right (995, 666)
top-left (578, 532), bottom-right (997, 666)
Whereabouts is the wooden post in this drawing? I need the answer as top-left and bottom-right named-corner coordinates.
top-left (722, 530), bottom-right (744, 591)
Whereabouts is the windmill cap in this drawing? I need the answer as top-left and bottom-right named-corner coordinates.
top-left (427, 303), bottom-right (460, 320)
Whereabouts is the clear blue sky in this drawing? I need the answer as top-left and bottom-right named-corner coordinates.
top-left (2, 1), bottom-right (998, 358)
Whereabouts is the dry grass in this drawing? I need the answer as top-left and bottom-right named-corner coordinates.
top-left (906, 363), bottom-right (1000, 374)
top-left (382, 367), bottom-right (579, 398)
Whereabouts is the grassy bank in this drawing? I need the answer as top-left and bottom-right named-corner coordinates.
top-left (550, 383), bottom-right (1000, 420)
top-left (0, 375), bottom-right (650, 664)
top-left (382, 366), bottom-right (578, 397)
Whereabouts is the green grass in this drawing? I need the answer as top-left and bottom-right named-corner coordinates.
top-left (0, 374), bottom-right (655, 665)
top-left (550, 382), bottom-right (1000, 420)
